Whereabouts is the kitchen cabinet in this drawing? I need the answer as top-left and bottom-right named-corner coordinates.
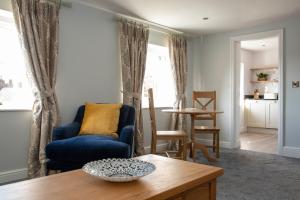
top-left (266, 100), bottom-right (279, 128)
top-left (245, 100), bottom-right (278, 129)
top-left (246, 100), bottom-right (266, 128)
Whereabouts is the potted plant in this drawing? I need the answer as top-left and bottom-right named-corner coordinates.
top-left (256, 72), bottom-right (268, 81)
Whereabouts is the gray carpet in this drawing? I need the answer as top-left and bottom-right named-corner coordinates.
top-left (195, 148), bottom-right (300, 200)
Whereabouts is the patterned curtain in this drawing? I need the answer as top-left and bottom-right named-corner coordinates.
top-left (169, 34), bottom-right (188, 131)
top-left (119, 19), bottom-right (149, 156)
top-left (11, 0), bottom-right (60, 178)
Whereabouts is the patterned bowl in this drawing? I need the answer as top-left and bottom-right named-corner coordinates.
top-left (82, 158), bottom-right (156, 182)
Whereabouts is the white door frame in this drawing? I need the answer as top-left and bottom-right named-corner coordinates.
top-left (229, 29), bottom-right (284, 154)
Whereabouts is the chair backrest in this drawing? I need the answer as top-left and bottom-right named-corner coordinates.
top-left (192, 91), bottom-right (217, 126)
top-left (148, 88), bottom-right (157, 140)
top-left (73, 104), bottom-right (135, 134)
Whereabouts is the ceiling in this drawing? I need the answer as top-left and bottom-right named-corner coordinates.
top-left (79, 0), bottom-right (300, 35)
top-left (241, 37), bottom-right (278, 51)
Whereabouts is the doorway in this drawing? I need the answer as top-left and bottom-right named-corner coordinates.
top-left (230, 30), bottom-right (283, 155)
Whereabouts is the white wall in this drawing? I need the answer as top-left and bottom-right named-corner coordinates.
top-left (0, 112), bottom-right (31, 178)
top-left (241, 49), bottom-right (254, 94)
top-left (252, 48), bottom-right (279, 67)
top-left (57, 3), bottom-right (121, 123)
top-left (192, 15), bottom-right (300, 153)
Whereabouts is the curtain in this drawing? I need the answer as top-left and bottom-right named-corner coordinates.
top-left (11, 0), bottom-right (60, 178)
top-left (119, 19), bottom-right (149, 156)
top-left (169, 34), bottom-right (188, 131)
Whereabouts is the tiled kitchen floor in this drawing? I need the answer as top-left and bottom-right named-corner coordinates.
top-left (240, 131), bottom-right (278, 154)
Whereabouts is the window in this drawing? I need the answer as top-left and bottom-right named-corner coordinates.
top-left (0, 9), bottom-right (33, 110)
top-left (142, 43), bottom-right (176, 108)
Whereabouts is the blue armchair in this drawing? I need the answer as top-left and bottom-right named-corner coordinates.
top-left (46, 104), bottom-right (135, 172)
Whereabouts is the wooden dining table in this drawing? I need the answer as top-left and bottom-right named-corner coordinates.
top-left (162, 108), bottom-right (224, 162)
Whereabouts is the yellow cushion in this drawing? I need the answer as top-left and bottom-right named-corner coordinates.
top-left (79, 103), bottom-right (122, 138)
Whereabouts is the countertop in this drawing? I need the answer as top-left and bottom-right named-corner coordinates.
top-left (244, 95), bottom-right (278, 100)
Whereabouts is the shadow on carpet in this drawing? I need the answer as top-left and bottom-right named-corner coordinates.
top-left (195, 148), bottom-right (300, 200)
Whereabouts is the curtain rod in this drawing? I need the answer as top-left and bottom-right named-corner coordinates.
top-left (117, 18), bottom-right (171, 35)
top-left (116, 13), bottom-right (183, 35)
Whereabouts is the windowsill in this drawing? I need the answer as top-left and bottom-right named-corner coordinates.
top-left (0, 106), bottom-right (32, 112)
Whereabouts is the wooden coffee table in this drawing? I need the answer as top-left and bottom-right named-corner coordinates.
top-left (0, 155), bottom-right (223, 200)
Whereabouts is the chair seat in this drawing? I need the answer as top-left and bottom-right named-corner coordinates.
top-left (194, 114), bottom-right (213, 120)
top-left (46, 135), bottom-right (130, 163)
top-left (194, 126), bottom-right (220, 131)
top-left (157, 130), bottom-right (186, 137)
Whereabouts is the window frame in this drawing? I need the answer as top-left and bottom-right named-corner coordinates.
top-left (0, 9), bottom-right (33, 111)
top-left (142, 42), bottom-right (176, 109)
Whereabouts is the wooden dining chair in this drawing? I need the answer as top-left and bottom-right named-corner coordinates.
top-left (192, 91), bottom-right (220, 158)
top-left (148, 88), bottom-right (187, 160)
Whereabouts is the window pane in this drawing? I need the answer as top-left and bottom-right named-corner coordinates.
top-left (0, 10), bottom-right (33, 109)
top-left (142, 44), bottom-right (175, 108)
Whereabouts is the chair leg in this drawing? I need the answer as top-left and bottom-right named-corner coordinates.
top-left (192, 142), bottom-right (197, 162)
top-left (151, 137), bottom-right (156, 154)
top-left (216, 131), bottom-right (220, 158)
top-left (192, 149), bottom-right (196, 162)
top-left (213, 133), bottom-right (216, 152)
top-left (182, 137), bottom-right (187, 160)
top-left (189, 142), bottom-right (194, 158)
top-left (177, 140), bottom-right (182, 158)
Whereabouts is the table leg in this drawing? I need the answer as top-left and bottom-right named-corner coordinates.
top-left (190, 115), bottom-right (216, 162)
top-left (209, 179), bottom-right (217, 200)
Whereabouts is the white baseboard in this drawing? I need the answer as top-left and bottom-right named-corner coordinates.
top-left (0, 168), bottom-right (28, 184)
top-left (246, 127), bottom-right (278, 134)
top-left (144, 143), bottom-right (169, 154)
top-left (195, 138), bottom-right (232, 149)
top-left (281, 146), bottom-right (300, 159)
top-left (240, 126), bottom-right (247, 133)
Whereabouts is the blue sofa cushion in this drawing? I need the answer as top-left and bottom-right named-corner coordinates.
top-left (46, 135), bottom-right (130, 163)
top-left (118, 105), bottom-right (135, 132)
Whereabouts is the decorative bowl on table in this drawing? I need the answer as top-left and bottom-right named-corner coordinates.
top-left (82, 158), bottom-right (156, 182)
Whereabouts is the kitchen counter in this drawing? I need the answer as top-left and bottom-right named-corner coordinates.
top-left (244, 95), bottom-right (278, 100)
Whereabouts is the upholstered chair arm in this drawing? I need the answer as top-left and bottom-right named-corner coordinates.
top-left (119, 125), bottom-right (135, 147)
top-left (52, 122), bottom-right (81, 141)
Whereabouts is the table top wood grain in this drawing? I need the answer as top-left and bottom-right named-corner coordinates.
top-left (0, 155), bottom-right (223, 200)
